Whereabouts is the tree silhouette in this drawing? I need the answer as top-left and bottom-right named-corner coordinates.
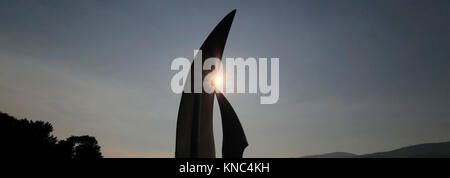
top-left (0, 111), bottom-right (102, 159)
top-left (64, 135), bottom-right (103, 159)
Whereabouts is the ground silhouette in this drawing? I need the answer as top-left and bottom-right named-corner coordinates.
top-left (0, 111), bottom-right (102, 159)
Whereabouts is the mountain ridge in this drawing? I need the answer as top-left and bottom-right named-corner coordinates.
top-left (301, 141), bottom-right (450, 158)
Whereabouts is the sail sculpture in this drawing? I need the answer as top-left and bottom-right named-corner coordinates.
top-left (175, 9), bottom-right (248, 158)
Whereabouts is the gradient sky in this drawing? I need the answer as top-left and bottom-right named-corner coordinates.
top-left (1, 0), bottom-right (449, 157)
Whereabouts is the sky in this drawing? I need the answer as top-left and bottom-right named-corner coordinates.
top-left (0, 0), bottom-right (449, 157)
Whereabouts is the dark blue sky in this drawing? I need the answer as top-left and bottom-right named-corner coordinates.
top-left (1, 0), bottom-right (449, 157)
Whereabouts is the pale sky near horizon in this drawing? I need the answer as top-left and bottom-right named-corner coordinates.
top-left (1, 0), bottom-right (450, 157)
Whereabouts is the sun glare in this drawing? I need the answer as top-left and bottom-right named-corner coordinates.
top-left (213, 76), bottom-right (222, 86)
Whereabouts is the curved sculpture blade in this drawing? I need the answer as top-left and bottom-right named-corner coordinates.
top-left (216, 92), bottom-right (248, 158)
top-left (175, 10), bottom-right (236, 158)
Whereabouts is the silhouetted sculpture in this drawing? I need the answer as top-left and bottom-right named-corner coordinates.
top-left (216, 92), bottom-right (248, 158)
top-left (175, 9), bottom-right (248, 158)
top-left (0, 111), bottom-right (102, 159)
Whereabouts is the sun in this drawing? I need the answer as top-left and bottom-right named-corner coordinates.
top-left (212, 76), bottom-right (222, 86)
